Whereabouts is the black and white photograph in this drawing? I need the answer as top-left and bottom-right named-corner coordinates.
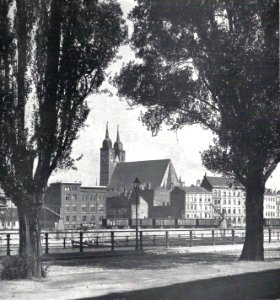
top-left (0, 0), bottom-right (279, 299)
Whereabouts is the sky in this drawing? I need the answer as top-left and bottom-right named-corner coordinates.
top-left (50, 0), bottom-right (280, 190)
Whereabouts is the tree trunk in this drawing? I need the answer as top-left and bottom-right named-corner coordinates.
top-left (240, 183), bottom-right (264, 261)
top-left (17, 205), bottom-right (42, 278)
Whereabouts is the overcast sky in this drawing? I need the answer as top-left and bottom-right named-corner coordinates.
top-left (50, 0), bottom-right (280, 190)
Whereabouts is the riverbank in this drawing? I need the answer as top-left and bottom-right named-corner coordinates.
top-left (0, 242), bottom-right (279, 299)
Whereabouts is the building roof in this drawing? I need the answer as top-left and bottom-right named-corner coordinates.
top-left (81, 186), bottom-right (106, 190)
top-left (107, 159), bottom-right (177, 189)
top-left (177, 186), bottom-right (211, 194)
top-left (204, 176), bottom-right (244, 189)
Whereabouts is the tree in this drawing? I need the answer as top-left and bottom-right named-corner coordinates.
top-left (115, 0), bottom-right (279, 260)
top-left (0, 0), bottom-right (127, 277)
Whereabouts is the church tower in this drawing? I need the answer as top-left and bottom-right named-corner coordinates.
top-left (100, 123), bottom-right (116, 186)
top-left (100, 124), bottom-right (125, 186)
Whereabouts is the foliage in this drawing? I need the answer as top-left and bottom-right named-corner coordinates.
top-left (115, 0), bottom-right (279, 187)
top-left (115, 0), bottom-right (279, 260)
top-left (0, 0), bottom-right (127, 277)
top-left (0, 0), bottom-right (127, 205)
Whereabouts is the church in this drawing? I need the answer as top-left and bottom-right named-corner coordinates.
top-left (100, 123), bottom-right (182, 219)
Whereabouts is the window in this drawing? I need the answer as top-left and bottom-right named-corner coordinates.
top-left (82, 216), bottom-right (87, 222)
top-left (82, 205), bottom-right (87, 212)
top-left (71, 194), bottom-right (77, 201)
top-left (72, 205), bottom-right (77, 212)
top-left (65, 205), bottom-right (70, 212)
top-left (65, 194), bottom-right (70, 201)
top-left (72, 216), bottom-right (76, 222)
top-left (99, 216), bottom-right (104, 221)
top-left (98, 205), bottom-right (104, 212)
top-left (65, 187), bottom-right (70, 191)
top-left (91, 216), bottom-right (95, 222)
top-left (90, 205), bottom-right (96, 212)
top-left (66, 216), bottom-right (70, 222)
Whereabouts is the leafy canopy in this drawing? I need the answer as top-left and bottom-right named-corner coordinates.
top-left (0, 0), bottom-right (127, 204)
top-left (115, 0), bottom-right (279, 185)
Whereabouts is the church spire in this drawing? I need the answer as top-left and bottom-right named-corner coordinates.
top-left (105, 122), bottom-right (109, 138)
top-left (116, 125), bottom-right (120, 142)
top-left (114, 125), bottom-right (123, 150)
top-left (102, 122), bottom-right (112, 149)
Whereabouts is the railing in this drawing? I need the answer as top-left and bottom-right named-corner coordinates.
top-left (0, 228), bottom-right (279, 257)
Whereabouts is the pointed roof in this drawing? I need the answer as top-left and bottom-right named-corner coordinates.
top-left (114, 125), bottom-right (123, 150)
top-left (102, 122), bottom-right (112, 149)
top-left (107, 159), bottom-right (177, 189)
top-left (204, 176), bottom-right (243, 189)
top-left (176, 186), bottom-right (211, 194)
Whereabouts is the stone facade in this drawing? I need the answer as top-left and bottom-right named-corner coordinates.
top-left (170, 186), bottom-right (213, 219)
top-left (41, 182), bottom-right (106, 230)
top-left (201, 175), bottom-right (246, 226)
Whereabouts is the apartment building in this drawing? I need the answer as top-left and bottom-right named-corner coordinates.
top-left (40, 182), bottom-right (106, 230)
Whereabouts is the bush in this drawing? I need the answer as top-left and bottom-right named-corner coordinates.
top-left (0, 256), bottom-right (30, 280)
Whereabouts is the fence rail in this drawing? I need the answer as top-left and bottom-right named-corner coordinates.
top-left (0, 228), bottom-right (279, 256)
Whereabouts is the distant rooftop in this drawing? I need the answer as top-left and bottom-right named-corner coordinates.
top-left (177, 186), bottom-right (211, 194)
top-left (204, 176), bottom-right (244, 189)
top-left (107, 159), bottom-right (179, 189)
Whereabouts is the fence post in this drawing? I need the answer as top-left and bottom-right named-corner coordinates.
top-left (232, 229), bottom-right (235, 245)
top-left (6, 233), bottom-right (10, 256)
top-left (189, 230), bottom-right (193, 247)
top-left (269, 228), bottom-right (271, 243)
top-left (140, 231), bottom-right (143, 250)
top-left (126, 236), bottom-right (129, 247)
top-left (165, 231), bottom-right (169, 248)
top-left (79, 232), bottom-right (83, 253)
top-left (63, 237), bottom-right (66, 249)
top-left (45, 233), bottom-right (49, 254)
top-left (95, 237), bottom-right (99, 247)
top-left (111, 231), bottom-right (114, 251)
top-left (212, 230), bottom-right (215, 246)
